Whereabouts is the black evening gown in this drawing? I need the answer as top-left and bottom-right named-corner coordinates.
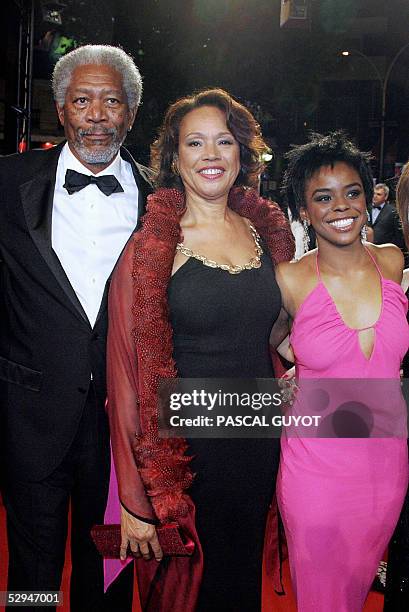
top-left (168, 250), bottom-right (281, 612)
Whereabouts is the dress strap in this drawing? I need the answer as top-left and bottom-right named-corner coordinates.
top-left (316, 246), bottom-right (382, 280)
top-left (315, 252), bottom-right (322, 281)
top-left (363, 245), bottom-right (383, 278)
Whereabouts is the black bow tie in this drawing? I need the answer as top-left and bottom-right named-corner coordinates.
top-left (63, 169), bottom-right (124, 196)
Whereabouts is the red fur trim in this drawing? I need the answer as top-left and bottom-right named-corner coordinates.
top-left (131, 187), bottom-right (294, 522)
top-left (228, 187), bottom-right (295, 264)
top-left (135, 426), bottom-right (194, 522)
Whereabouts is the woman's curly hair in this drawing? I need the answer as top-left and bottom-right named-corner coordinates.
top-left (150, 88), bottom-right (270, 190)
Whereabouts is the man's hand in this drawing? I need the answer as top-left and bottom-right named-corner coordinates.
top-left (120, 506), bottom-right (163, 562)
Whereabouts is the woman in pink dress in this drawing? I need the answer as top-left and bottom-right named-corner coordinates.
top-left (272, 131), bottom-right (409, 611)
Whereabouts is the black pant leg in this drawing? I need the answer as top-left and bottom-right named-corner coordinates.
top-left (69, 383), bottom-right (133, 612)
top-left (5, 479), bottom-right (69, 591)
top-left (5, 383), bottom-right (133, 612)
top-left (69, 383), bottom-right (109, 611)
top-left (5, 470), bottom-right (71, 612)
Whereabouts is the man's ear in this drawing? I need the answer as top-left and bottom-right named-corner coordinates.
top-left (127, 107), bottom-right (137, 131)
top-left (56, 103), bottom-right (65, 127)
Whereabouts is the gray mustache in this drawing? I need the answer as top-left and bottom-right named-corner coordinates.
top-left (78, 128), bottom-right (116, 136)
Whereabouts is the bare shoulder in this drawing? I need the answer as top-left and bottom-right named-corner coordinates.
top-left (275, 256), bottom-right (299, 290)
top-left (365, 242), bottom-right (404, 283)
top-left (276, 249), bottom-right (316, 279)
top-left (275, 250), bottom-right (318, 315)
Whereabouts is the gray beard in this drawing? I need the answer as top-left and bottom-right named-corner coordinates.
top-left (72, 128), bottom-right (125, 165)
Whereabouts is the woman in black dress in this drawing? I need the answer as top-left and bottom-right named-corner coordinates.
top-left (106, 88), bottom-right (294, 610)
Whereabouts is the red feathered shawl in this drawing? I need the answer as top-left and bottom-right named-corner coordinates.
top-left (106, 186), bottom-right (294, 610)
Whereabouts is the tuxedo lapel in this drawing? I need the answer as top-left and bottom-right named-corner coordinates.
top-left (372, 204), bottom-right (387, 226)
top-left (21, 145), bottom-right (90, 326)
top-left (21, 145), bottom-right (153, 330)
top-left (120, 147), bottom-right (152, 229)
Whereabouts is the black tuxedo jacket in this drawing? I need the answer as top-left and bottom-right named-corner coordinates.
top-left (0, 143), bottom-right (152, 481)
top-left (371, 202), bottom-right (406, 250)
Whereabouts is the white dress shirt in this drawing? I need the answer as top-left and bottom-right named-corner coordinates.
top-left (371, 202), bottom-right (385, 223)
top-left (52, 143), bottom-right (139, 327)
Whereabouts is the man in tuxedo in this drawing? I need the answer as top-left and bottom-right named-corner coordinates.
top-left (0, 45), bottom-right (151, 610)
top-left (371, 183), bottom-right (406, 251)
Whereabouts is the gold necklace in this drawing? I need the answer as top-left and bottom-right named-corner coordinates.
top-left (176, 224), bottom-right (263, 275)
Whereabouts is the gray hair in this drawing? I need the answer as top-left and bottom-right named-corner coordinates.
top-left (375, 182), bottom-right (389, 199)
top-left (52, 44), bottom-right (142, 110)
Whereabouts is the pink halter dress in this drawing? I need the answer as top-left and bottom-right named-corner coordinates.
top-left (276, 248), bottom-right (409, 611)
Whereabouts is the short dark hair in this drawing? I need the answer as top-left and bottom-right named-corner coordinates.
top-left (281, 131), bottom-right (374, 221)
top-left (150, 88), bottom-right (269, 190)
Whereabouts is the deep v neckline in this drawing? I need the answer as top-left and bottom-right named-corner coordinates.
top-left (316, 246), bottom-right (383, 332)
top-left (320, 278), bottom-right (384, 332)
top-left (316, 247), bottom-right (383, 361)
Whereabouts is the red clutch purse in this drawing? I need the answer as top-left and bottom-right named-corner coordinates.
top-left (91, 523), bottom-right (195, 558)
